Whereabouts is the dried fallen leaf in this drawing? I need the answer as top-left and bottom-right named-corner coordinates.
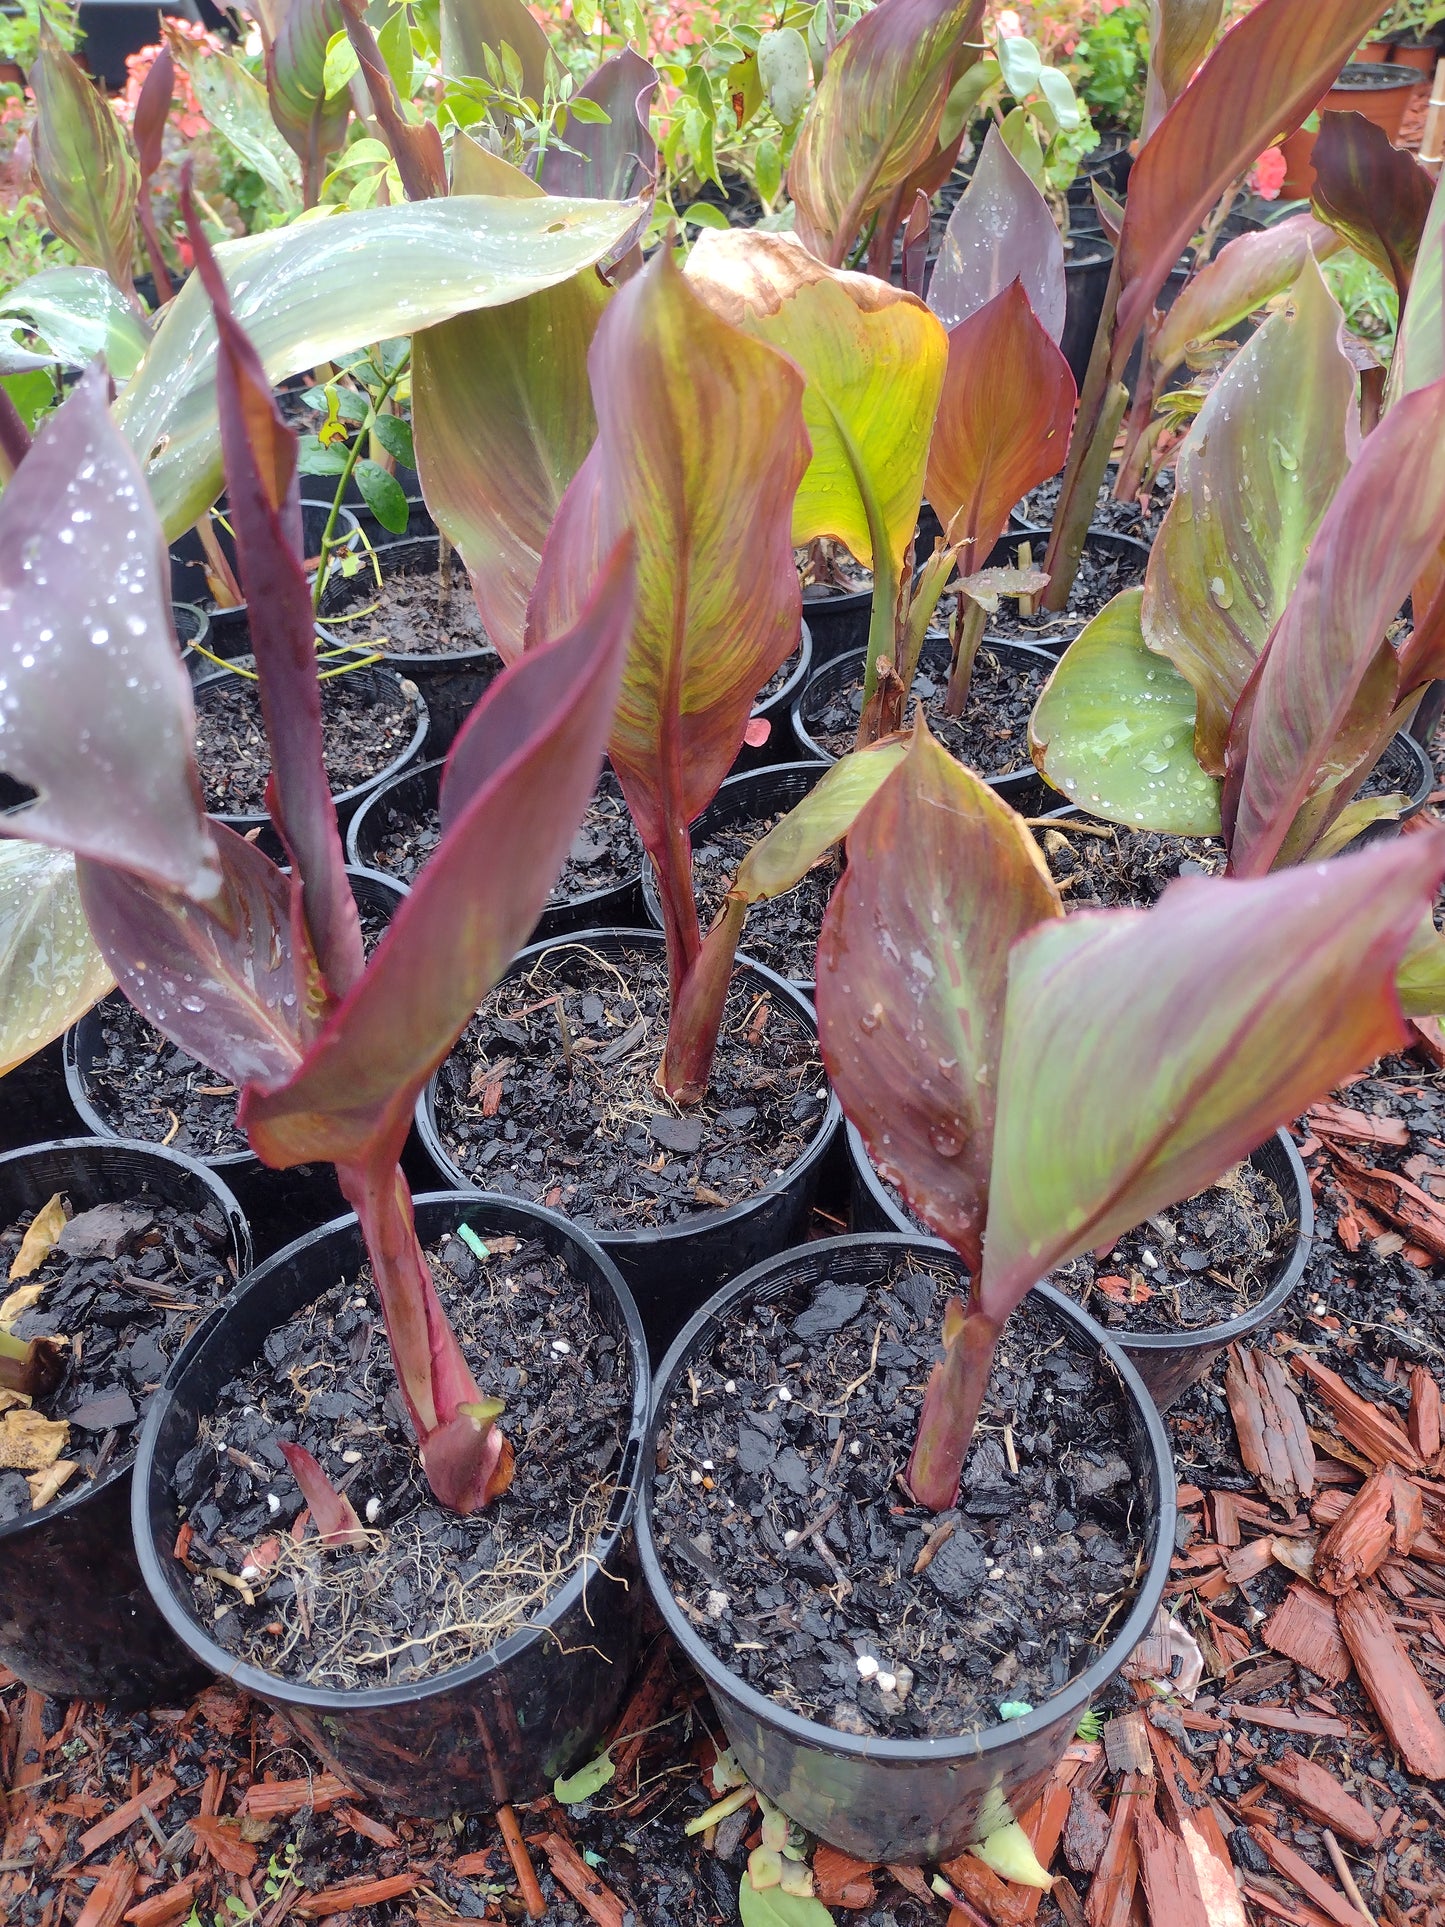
top-left (6, 1193), bottom-right (66, 1282)
top-left (27, 1459), bottom-right (77, 1508)
top-left (0, 1407), bottom-right (69, 1470)
top-left (1096, 1273), bottom-right (1152, 1305)
top-left (0, 1283), bottom-right (45, 1328)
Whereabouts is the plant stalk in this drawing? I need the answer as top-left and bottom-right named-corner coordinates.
top-left (944, 596), bottom-right (986, 718)
top-left (906, 1295), bottom-right (1003, 1511)
top-left (313, 351), bottom-right (409, 613)
top-left (1042, 247), bottom-right (1123, 611)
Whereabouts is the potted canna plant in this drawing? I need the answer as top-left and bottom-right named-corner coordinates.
top-left (0, 201), bottom-right (650, 1807)
top-left (637, 722), bottom-right (1445, 1864)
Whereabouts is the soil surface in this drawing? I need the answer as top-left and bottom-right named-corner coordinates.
top-left (195, 668), bottom-right (416, 816)
top-left (756, 644), bottom-right (804, 708)
top-left (654, 1266), bottom-right (1148, 1740)
top-left (0, 1191), bottom-right (237, 1519)
top-left (1050, 1158), bottom-right (1295, 1333)
top-left (324, 560), bottom-right (501, 661)
top-left (801, 645), bottom-right (1049, 775)
top-left (173, 1228), bottom-right (630, 1688)
top-left (683, 811), bottom-right (838, 987)
top-left (1018, 464), bottom-right (1175, 546)
top-left (81, 996), bottom-right (250, 1159)
top-left (431, 940), bottom-right (828, 1231)
top-left (942, 534), bottom-right (1148, 651)
top-left (1034, 818), bottom-right (1225, 908)
top-left (363, 770), bottom-right (644, 901)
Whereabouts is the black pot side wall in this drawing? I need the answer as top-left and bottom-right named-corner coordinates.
top-left (636, 1240), bottom-right (1175, 1863)
top-left (132, 1195), bottom-right (650, 1816)
top-left (0, 1139), bottom-right (251, 1706)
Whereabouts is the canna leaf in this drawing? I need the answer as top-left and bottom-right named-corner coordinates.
top-left (1150, 213), bottom-right (1344, 386)
top-left (737, 1871), bottom-right (836, 1927)
top-left (684, 229), bottom-right (946, 584)
top-left (0, 367), bottom-right (217, 900)
top-left (186, 183), bottom-right (364, 1006)
top-left (268, 0), bottom-right (352, 199)
top-left (525, 248), bottom-right (809, 1057)
top-left (441, 0), bottom-right (554, 103)
top-left (77, 824), bottom-right (308, 1090)
top-left (981, 830), bottom-right (1445, 1314)
top-left (31, 22), bottom-right (140, 296)
top-left (538, 47), bottom-right (658, 203)
top-left (133, 45), bottom-right (173, 184)
top-left (788, 0), bottom-right (986, 268)
top-left (241, 536), bottom-right (635, 1174)
top-left (1396, 915), bottom-right (1445, 1019)
top-left (927, 125), bottom-right (1065, 342)
top-left (1028, 589), bottom-right (1223, 834)
top-left (1142, 255), bottom-right (1357, 775)
top-left (1392, 165), bottom-right (1445, 403)
top-left (170, 30), bottom-right (303, 215)
top-left (1310, 112), bottom-right (1436, 306)
top-left (1223, 374), bottom-right (1445, 877)
top-left (0, 269), bottom-right (150, 380)
top-left (815, 724), bottom-right (1063, 1275)
top-left (115, 193), bottom-right (639, 541)
top-left (412, 158), bottom-right (610, 666)
top-left (925, 280), bottom-right (1075, 576)
top-left (278, 1440), bottom-right (368, 1548)
top-left (1143, 0), bottom-right (1225, 136)
top-left (340, 0), bottom-right (447, 203)
top-left (1112, 0), bottom-right (1388, 367)
top-left (0, 843), bottom-right (113, 1076)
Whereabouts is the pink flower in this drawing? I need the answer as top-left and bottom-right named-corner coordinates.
top-left (1251, 145), bottom-right (1288, 201)
top-left (995, 9), bottom-right (1024, 36)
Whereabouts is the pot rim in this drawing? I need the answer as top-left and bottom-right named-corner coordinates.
top-left (0, 1136), bottom-right (250, 1539)
top-left (753, 619), bottom-right (814, 720)
top-left (130, 1190), bottom-right (651, 1711)
top-left (635, 1234), bottom-right (1176, 1765)
top-left (416, 927), bottom-right (841, 1251)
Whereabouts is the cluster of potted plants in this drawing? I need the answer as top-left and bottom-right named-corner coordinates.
top-left (1, 0), bottom-right (1445, 1899)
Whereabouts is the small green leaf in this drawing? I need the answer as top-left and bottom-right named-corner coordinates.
top-left (552, 1749), bottom-right (616, 1805)
top-left (323, 31), bottom-right (360, 99)
top-left (376, 6), bottom-right (414, 100)
top-left (1037, 67), bottom-right (1080, 132)
top-left (297, 433), bottom-right (349, 476)
top-left (755, 137), bottom-right (782, 207)
top-left (996, 35), bottom-right (1043, 99)
top-left (1000, 106), bottom-right (1045, 188)
top-left (372, 412), bottom-right (415, 468)
top-left (738, 1870), bottom-right (836, 1927)
top-left (353, 458), bottom-right (410, 534)
top-left (681, 202), bottom-right (731, 230)
top-left (568, 97), bottom-right (613, 125)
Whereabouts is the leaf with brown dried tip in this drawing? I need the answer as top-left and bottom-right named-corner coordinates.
top-left (1113, 0), bottom-right (1386, 366)
top-left (926, 280), bottom-right (1075, 577)
top-left (183, 177), bottom-right (363, 1007)
top-left (1143, 254), bottom-right (1357, 776)
top-left (1151, 212), bottom-right (1344, 386)
top-left (278, 1441), bottom-right (368, 1549)
top-left (31, 22), bottom-right (139, 295)
top-left (982, 829), bottom-right (1445, 1312)
top-left (1311, 111), bottom-right (1436, 306)
top-left (788, 0), bottom-right (987, 267)
top-left (0, 368), bottom-right (217, 901)
top-left (928, 124), bottom-right (1065, 340)
top-left (525, 248), bottom-right (809, 1082)
top-left (1223, 373), bottom-right (1445, 876)
top-left (816, 722), bottom-right (1063, 1275)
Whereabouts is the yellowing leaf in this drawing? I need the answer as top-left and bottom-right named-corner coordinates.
top-left (0, 1407), bottom-right (70, 1471)
top-left (969, 1820), bottom-right (1053, 1889)
top-left (0, 1284), bottom-right (45, 1326)
top-left (7, 1194), bottom-right (68, 1283)
top-left (553, 1749), bottom-right (616, 1804)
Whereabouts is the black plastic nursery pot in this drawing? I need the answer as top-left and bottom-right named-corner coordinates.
top-left (415, 929), bottom-right (842, 1362)
top-left (0, 1038), bottom-right (84, 1154)
top-left (1061, 234), bottom-right (1115, 389)
top-left (847, 1124), bottom-right (1313, 1411)
top-left (0, 1137), bottom-right (251, 1705)
top-left (734, 621), bottom-right (815, 770)
top-left (320, 535), bottom-right (501, 755)
top-left (173, 600), bottom-right (209, 667)
top-left (63, 873), bottom-right (406, 1263)
top-left (1378, 730), bottom-right (1435, 822)
top-left (791, 637), bottom-right (1059, 816)
top-left (635, 1235), bottom-right (1175, 1863)
top-left (175, 501), bottom-right (360, 667)
top-left (641, 762), bottom-right (831, 995)
top-left (801, 581), bottom-right (873, 668)
top-left (346, 758), bottom-right (648, 938)
top-left (192, 658), bottom-right (428, 855)
top-left (979, 525), bottom-right (1153, 652)
top-left (132, 1193), bottom-right (651, 1815)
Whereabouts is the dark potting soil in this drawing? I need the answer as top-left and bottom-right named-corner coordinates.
top-left (365, 771), bottom-right (644, 900)
top-left (652, 1263), bottom-right (1147, 1741)
top-left (174, 1231), bottom-right (629, 1688)
top-left (755, 644), bottom-right (803, 707)
top-left (1050, 1158), bottom-right (1294, 1333)
top-left (1018, 465), bottom-right (1175, 546)
top-left (196, 670), bottom-right (416, 815)
top-left (804, 647), bottom-right (1048, 775)
top-left (943, 534), bottom-right (1148, 650)
top-left (432, 941), bottom-right (828, 1231)
top-left (84, 996), bottom-right (249, 1158)
top-left (0, 1193), bottom-right (237, 1520)
top-left (689, 813), bottom-right (838, 986)
top-left (1034, 819), bottom-right (1225, 908)
top-left (325, 562), bottom-right (501, 661)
